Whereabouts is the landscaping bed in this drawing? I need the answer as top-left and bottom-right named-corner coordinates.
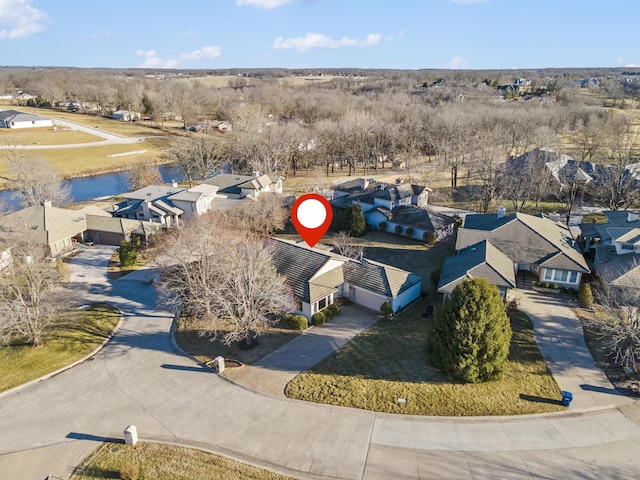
top-left (285, 303), bottom-right (564, 416)
top-left (71, 441), bottom-right (294, 480)
top-left (175, 316), bottom-right (300, 367)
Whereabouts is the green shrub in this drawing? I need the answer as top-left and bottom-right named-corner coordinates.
top-left (312, 311), bottom-right (326, 326)
top-left (578, 283), bottom-right (593, 308)
top-left (380, 300), bottom-right (393, 320)
top-left (533, 281), bottom-right (541, 288)
top-left (423, 232), bottom-right (437, 245)
top-left (551, 283), bottom-right (559, 290)
top-left (568, 288), bottom-right (577, 295)
top-left (327, 303), bottom-right (340, 317)
top-left (118, 240), bottom-right (137, 267)
top-left (323, 308), bottom-right (334, 320)
top-left (285, 313), bottom-right (308, 330)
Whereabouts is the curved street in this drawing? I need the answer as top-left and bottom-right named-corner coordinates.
top-left (0, 245), bottom-right (638, 479)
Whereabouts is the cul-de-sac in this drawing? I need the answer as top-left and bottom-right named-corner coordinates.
top-left (1, 3), bottom-right (640, 479)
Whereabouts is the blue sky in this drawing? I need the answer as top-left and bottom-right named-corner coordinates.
top-left (1, 0), bottom-right (639, 70)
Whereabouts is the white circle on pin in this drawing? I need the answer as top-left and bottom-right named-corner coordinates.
top-left (297, 199), bottom-right (327, 229)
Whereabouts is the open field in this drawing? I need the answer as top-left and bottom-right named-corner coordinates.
top-left (286, 307), bottom-right (564, 416)
top-left (0, 126), bottom-right (103, 145)
top-left (167, 73), bottom-right (357, 88)
top-left (71, 441), bottom-right (295, 480)
top-left (0, 304), bottom-right (120, 393)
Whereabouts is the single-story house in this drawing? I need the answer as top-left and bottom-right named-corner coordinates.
top-left (441, 209), bottom-right (590, 292)
top-left (580, 210), bottom-right (640, 296)
top-left (0, 109), bottom-right (54, 129)
top-left (111, 110), bottom-right (140, 122)
top-left (201, 173), bottom-right (282, 199)
top-left (505, 148), bottom-right (595, 188)
top-left (266, 238), bottom-right (423, 319)
top-left (331, 178), bottom-right (430, 210)
top-left (367, 205), bottom-right (456, 241)
top-left (0, 202), bottom-right (161, 256)
top-left (167, 184), bottom-right (219, 220)
top-left (437, 240), bottom-right (516, 297)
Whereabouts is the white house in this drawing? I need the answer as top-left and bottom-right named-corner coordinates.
top-left (168, 184), bottom-right (219, 220)
top-left (0, 110), bottom-right (54, 129)
top-left (267, 238), bottom-right (423, 319)
top-left (202, 173), bottom-right (282, 199)
top-left (112, 110), bottom-right (140, 122)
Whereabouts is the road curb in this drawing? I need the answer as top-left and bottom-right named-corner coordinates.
top-left (0, 306), bottom-right (124, 400)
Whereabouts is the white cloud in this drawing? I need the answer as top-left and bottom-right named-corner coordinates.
top-left (0, 0), bottom-right (49, 39)
top-left (236, 0), bottom-right (297, 9)
top-left (449, 56), bottom-right (468, 69)
top-left (90, 30), bottom-right (111, 40)
top-left (625, 63), bottom-right (640, 68)
top-left (449, 0), bottom-right (490, 4)
top-left (136, 49), bottom-right (157, 58)
top-left (180, 45), bottom-right (222, 61)
top-left (273, 32), bottom-right (381, 51)
top-left (140, 56), bottom-right (177, 69)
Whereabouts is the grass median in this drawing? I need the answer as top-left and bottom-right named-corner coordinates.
top-left (0, 303), bottom-right (120, 393)
top-left (71, 441), bottom-right (295, 480)
top-left (286, 304), bottom-right (564, 416)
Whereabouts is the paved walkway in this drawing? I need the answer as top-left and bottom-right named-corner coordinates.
top-left (226, 304), bottom-right (379, 397)
top-left (0, 247), bottom-right (638, 479)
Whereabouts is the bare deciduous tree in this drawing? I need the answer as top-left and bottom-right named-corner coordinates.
top-left (4, 150), bottom-right (70, 208)
top-left (222, 194), bottom-right (288, 236)
top-left (590, 288), bottom-right (640, 372)
top-left (330, 231), bottom-right (364, 260)
top-left (167, 137), bottom-right (223, 187)
top-left (0, 237), bottom-right (70, 347)
top-left (157, 215), bottom-right (292, 346)
top-left (125, 158), bottom-right (163, 191)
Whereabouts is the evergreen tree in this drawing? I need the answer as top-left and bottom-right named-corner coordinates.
top-left (341, 203), bottom-right (366, 237)
top-left (119, 240), bottom-right (137, 267)
top-left (426, 278), bottom-right (512, 383)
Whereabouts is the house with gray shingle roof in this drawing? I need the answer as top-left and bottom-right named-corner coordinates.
top-left (438, 240), bottom-right (516, 297)
top-left (441, 209), bottom-right (589, 293)
top-left (580, 210), bottom-right (640, 296)
top-left (201, 173), bottom-right (282, 198)
top-left (0, 202), bottom-right (162, 255)
top-left (266, 238), bottom-right (423, 319)
top-left (367, 205), bottom-right (456, 241)
top-left (0, 109), bottom-right (53, 129)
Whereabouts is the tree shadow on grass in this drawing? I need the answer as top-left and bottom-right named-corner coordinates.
top-left (72, 466), bottom-right (120, 479)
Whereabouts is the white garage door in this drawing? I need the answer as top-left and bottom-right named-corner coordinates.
top-left (352, 286), bottom-right (386, 312)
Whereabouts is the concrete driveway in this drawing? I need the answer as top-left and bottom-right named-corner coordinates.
top-left (0, 249), bottom-right (639, 479)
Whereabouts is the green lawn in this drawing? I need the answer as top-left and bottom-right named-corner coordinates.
top-left (285, 306), bottom-right (564, 416)
top-left (0, 304), bottom-right (120, 393)
top-left (71, 442), bottom-right (295, 480)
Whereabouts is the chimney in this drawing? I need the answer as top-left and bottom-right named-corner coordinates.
top-left (141, 199), bottom-right (151, 219)
top-left (362, 179), bottom-right (369, 190)
top-left (171, 180), bottom-right (178, 188)
top-left (41, 200), bottom-right (52, 208)
top-left (251, 171), bottom-right (260, 177)
top-left (497, 206), bottom-right (506, 219)
top-left (627, 210), bottom-right (639, 223)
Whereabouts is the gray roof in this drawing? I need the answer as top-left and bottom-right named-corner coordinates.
top-left (579, 210), bottom-right (640, 242)
top-left (438, 240), bottom-right (516, 294)
top-left (0, 109), bottom-right (50, 124)
top-left (266, 238), bottom-right (423, 304)
top-left (125, 185), bottom-right (185, 201)
top-left (202, 173), bottom-right (273, 194)
top-left (387, 206), bottom-right (455, 232)
top-left (593, 246), bottom-right (640, 289)
top-left (343, 259), bottom-right (423, 298)
top-left (458, 212), bottom-right (589, 273)
top-left (0, 204), bottom-right (86, 246)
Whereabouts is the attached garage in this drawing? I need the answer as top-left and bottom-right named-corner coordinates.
top-left (346, 284), bottom-right (387, 312)
top-left (89, 231), bottom-right (123, 245)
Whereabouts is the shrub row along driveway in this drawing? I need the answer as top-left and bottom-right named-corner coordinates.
top-left (0, 247), bottom-right (639, 479)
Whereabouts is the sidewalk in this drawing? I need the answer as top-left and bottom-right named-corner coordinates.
top-left (226, 304), bottom-right (379, 396)
top-left (517, 290), bottom-right (632, 409)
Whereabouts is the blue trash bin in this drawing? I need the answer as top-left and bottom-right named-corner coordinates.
top-left (561, 390), bottom-right (573, 407)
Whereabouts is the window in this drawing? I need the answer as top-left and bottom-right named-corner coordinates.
top-left (622, 244), bottom-right (634, 250)
top-left (543, 269), bottom-right (579, 284)
top-left (318, 297), bottom-right (327, 310)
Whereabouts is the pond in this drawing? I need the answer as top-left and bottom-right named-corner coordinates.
top-left (0, 164), bottom-right (181, 211)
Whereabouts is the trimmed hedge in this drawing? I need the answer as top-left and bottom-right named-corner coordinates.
top-left (578, 283), bottom-right (593, 308)
top-left (312, 311), bottom-right (326, 326)
top-left (327, 303), bottom-right (340, 317)
top-left (284, 313), bottom-right (308, 330)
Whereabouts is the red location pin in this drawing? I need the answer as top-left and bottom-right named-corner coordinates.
top-left (291, 193), bottom-right (333, 248)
